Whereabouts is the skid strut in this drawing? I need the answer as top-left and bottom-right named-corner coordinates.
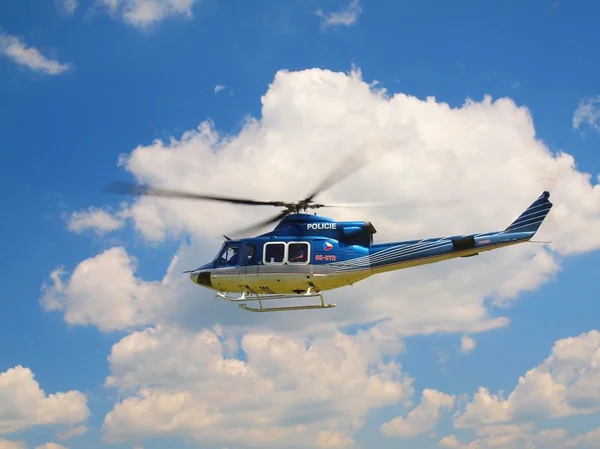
top-left (216, 286), bottom-right (335, 312)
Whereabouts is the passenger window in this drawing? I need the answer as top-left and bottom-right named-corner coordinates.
top-left (264, 242), bottom-right (285, 264)
top-left (288, 242), bottom-right (309, 263)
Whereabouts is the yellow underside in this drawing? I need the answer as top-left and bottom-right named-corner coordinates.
top-left (208, 240), bottom-right (526, 295)
top-left (211, 271), bottom-right (372, 295)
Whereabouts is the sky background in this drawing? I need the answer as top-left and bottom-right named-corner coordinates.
top-left (2, 1), bottom-right (600, 449)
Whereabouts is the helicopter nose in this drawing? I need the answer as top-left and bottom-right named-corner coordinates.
top-left (190, 270), bottom-right (213, 288)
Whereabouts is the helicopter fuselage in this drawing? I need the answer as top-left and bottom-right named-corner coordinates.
top-left (189, 191), bottom-right (552, 302)
top-left (190, 230), bottom-right (536, 295)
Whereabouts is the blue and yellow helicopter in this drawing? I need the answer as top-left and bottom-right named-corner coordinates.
top-left (105, 170), bottom-right (552, 313)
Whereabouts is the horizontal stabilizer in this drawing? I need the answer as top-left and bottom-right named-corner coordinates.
top-left (504, 191), bottom-right (553, 234)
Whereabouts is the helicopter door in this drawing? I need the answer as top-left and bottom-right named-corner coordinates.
top-left (239, 242), bottom-right (259, 279)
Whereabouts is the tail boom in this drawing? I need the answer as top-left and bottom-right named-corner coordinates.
top-left (367, 191), bottom-right (553, 275)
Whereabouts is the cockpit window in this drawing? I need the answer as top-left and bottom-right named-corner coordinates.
top-left (216, 243), bottom-right (239, 266)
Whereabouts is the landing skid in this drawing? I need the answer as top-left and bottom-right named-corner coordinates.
top-left (216, 286), bottom-right (335, 312)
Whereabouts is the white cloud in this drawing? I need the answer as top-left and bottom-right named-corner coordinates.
top-left (0, 366), bottom-right (89, 435)
top-left (381, 388), bottom-right (455, 437)
top-left (439, 434), bottom-right (463, 447)
top-left (316, 0), bottom-right (362, 27)
top-left (96, 325), bottom-right (600, 448)
top-left (100, 0), bottom-right (199, 29)
top-left (35, 443), bottom-right (69, 449)
top-left (65, 0), bottom-right (77, 14)
top-left (0, 32), bottom-right (71, 75)
top-left (49, 68), bottom-right (600, 338)
top-left (461, 335), bottom-right (476, 354)
top-left (66, 205), bottom-right (129, 234)
top-left (439, 425), bottom-right (570, 449)
top-left (101, 324), bottom-right (412, 447)
top-left (315, 431), bottom-right (355, 448)
top-left (56, 0), bottom-right (78, 15)
top-left (56, 425), bottom-right (88, 440)
top-left (566, 426), bottom-right (600, 447)
top-left (573, 96), bottom-right (600, 133)
top-left (454, 330), bottom-right (600, 429)
top-left (41, 67), bottom-right (600, 447)
top-left (0, 439), bottom-right (26, 449)
top-left (214, 84), bottom-right (233, 96)
top-left (40, 246), bottom-right (182, 332)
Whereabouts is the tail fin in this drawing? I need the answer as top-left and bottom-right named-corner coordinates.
top-left (504, 191), bottom-right (553, 234)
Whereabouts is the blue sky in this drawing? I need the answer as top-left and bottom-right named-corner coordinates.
top-left (2, 1), bottom-right (600, 448)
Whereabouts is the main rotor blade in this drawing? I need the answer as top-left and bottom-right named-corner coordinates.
top-left (313, 199), bottom-right (460, 209)
top-left (229, 210), bottom-right (290, 237)
top-left (303, 137), bottom-right (404, 202)
top-left (102, 181), bottom-right (286, 207)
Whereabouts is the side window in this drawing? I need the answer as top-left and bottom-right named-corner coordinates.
top-left (243, 243), bottom-right (257, 265)
top-left (264, 242), bottom-right (285, 264)
top-left (217, 244), bottom-right (239, 266)
top-left (288, 242), bottom-right (309, 264)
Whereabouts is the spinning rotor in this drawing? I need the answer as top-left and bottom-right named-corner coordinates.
top-left (103, 144), bottom-right (454, 235)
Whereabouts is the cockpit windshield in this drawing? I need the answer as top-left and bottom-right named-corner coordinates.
top-left (215, 242), bottom-right (240, 267)
top-left (213, 241), bottom-right (260, 267)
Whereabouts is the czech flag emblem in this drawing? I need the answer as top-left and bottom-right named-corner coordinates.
top-left (324, 242), bottom-right (333, 251)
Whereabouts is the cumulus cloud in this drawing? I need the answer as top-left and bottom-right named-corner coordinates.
top-left (43, 67), bottom-right (600, 447)
top-left (439, 425), bottom-right (570, 449)
top-left (34, 444), bottom-right (69, 449)
top-left (99, 0), bottom-right (199, 29)
top-left (50, 67), bottom-right (600, 337)
top-left (439, 434), bottom-right (463, 447)
top-left (101, 324), bottom-right (411, 447)
top-left (316, 0), bottom-right (362, 27)
top-left (0, 366), bottom-right (89, 435)
top-left (40, 246), bottom-right (182, 332)
top-left (573, 96), bottom-right (600, 133)
top-left (566, 426), bottom-right (600, 447)
top-left (380, 388), bottom-right (455, 437)
top-left (0, 442), bottom-right (73, 449)
top-left (0, 32), bottom-right (71, 75)
top-left (0, 439), bottom-right (26, 449)
top-left (95, 324), bottom-right (600, 448)
top-left (454, 330), bottom-right (600, 431)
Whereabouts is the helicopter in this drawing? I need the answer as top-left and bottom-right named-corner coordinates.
top-left (104, 160), bottom-right (553, 313)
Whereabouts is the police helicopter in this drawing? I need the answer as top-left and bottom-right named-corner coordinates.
top-left (104, 160), bottom-right (553, 313)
